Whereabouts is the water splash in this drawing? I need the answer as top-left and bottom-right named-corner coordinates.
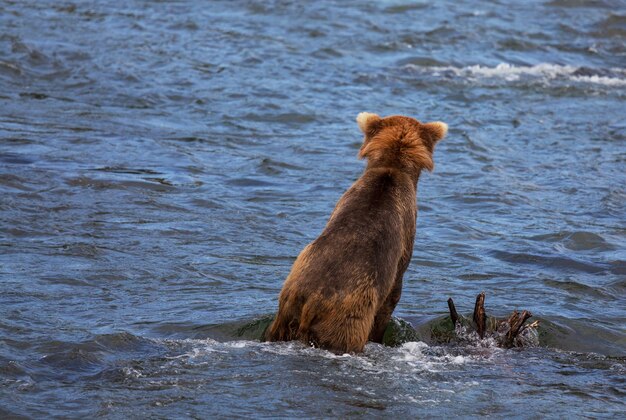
top-left (404, 62), bottom-right (626, 86)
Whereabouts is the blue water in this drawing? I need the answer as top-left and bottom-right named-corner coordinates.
top-left (1, 0), bottom-right (625, 417)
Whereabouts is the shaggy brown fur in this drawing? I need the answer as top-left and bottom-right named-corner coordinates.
top-left (264, 113), bottom-right (447, 353)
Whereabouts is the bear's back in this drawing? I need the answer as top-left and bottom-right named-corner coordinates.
top-left (291, 167), bottom-right (415, 298)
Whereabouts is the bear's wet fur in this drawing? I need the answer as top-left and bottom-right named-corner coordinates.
top-left (265, 113), bottom-right (447, 353)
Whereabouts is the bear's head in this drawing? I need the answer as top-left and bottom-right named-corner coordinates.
top-left (356, 112), bottom-right (447, 173)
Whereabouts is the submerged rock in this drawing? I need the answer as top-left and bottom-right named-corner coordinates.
top-left (235, 314), bottom-right (276, 341)
top-left (233, 293), bottom-right (540, 350)
top-left (381, 316), bottom-right (422, 346)
top-left (234, 314), bottom-right (422, 347)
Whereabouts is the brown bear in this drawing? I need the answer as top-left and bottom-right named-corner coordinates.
top-left (264, 113), bottom-right (447, 353)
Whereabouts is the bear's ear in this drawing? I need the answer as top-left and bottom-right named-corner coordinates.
top-left (421, 121), bottom-right (448, 145)
top-left (356, 112), bottom-right (381, 134)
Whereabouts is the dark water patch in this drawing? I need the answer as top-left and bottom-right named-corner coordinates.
top-left (383, 2), bottom-right (430, 14)
top-left (563, 231), bottom-right (615, 251)
top-left (226, 177), bottom-right (276, 188)
top-left (545, 0), bottom-right (616, 8)
top-left (258, 157), bottom-right (306, 172)
top-left (52, 243), bottom-right (106, 259)
top-left (242, 112), bottom-right (318, 125)
top-left (144, 177), bottom-right (174, 186)
top-left (396, 56), bottom-right (448, 67)
top-left (608, 260), bottom-right (626, 275)
top-left (542, 278), bottom-right (616, 300)
top-left (87, 364), bottom-right (145, 385)
top-left (38, 343), bottom-right (105, 374)
top-left (93, 166), bottom-right (162, 176)
top-left (40, 275), bottom-right (94, 288)
top-left (497, 37), bottom-right (546, 52)
top-left (453, 191), bottom-right (520, 206)
top-left (93, 332), bottom-right (162, 353)
top-left (572, 66), bottom-right (619, 78)
top-left (0, 174), bottom-right (35, 191)
top-left (312, 46), bottom-right (343, 59)
top-left (457, 272), bottom-right (509, 281)
top-left (0, 60), bottom-right (24, 77)
top-left (538, 318), bottom-right (625, 356)
top-left (189, 197), bottom-right (223, 209)
top-left (0, 406), bottom-right (30, 420)
top-left (0, 136), bottom-right (35, 145)
top-left (606, 278), bottom-right (626, 294)
top-left (0, 152), bottom-right (34, 165)
top-left (147, 322), bottom-right (209, 339)
top-left (0, 358), bottom-right (28, 377)
top-left (492, 250), bottom-right (610, 274)
top-left (163, 135), bottom-right (216, 143)
top-left (529, 230), bottom-right (616, 251)
top-left (65, 176), bottom-right (175, 192)
top-left (1, 338), bottom-right (33, 352)
top-left (19, 92), bottom-right (48, 100)
top-left (409, 256), bottom-right (449, 268)
top-left (594, 13), bottom-right (626, 37)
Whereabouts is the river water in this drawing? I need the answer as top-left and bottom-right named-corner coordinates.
top-left (1, 0), bottom-right (625, 418)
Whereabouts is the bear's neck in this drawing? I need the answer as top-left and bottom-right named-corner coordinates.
top-left (365, 161), bottom-right (421, 185)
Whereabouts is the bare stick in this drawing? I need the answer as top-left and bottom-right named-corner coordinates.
top-left (507, 310), bottom-right (532, 341)
top-left (447, 298), bottom-right (459, 326)
top-left (473, 292), bottom-right (486, 339)
top-left (506, 310), bottom-right (519, 329)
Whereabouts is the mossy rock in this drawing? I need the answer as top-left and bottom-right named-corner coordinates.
top-left (235, 314), bottom-right (276, 340)
top-left (429, 315), bottom-right (457, 343)
top-left (381, 316), bottom-right (422, 346)
top-left (234, 314), bottom-right (422, 347)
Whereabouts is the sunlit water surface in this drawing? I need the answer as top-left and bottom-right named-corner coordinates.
top-left (1, 0), bottom-right (625, 417)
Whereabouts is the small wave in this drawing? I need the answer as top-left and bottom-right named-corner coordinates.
top-left (393, 341), bottom-right (472, 369)
top-left (404, 63), bottom-right (626, 86)
top-left (156, 336), bottom-right (496, 376)
top-left (491, 249), bottom-right (610, 274)
top-left (571, 74), bottom-right (626, 86)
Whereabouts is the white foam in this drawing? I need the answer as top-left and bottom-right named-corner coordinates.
top-left (571, 74), bottom-right (626, 86)
top-left (457, 63), bottom-right (577, 81)
top-left (400, 340), bottom-right (430, 354)
top-left (405, 62), bottom-right (626, 86)
top-left (121, 366), bottom-right (143, 379)
top-left (390, 341), bottom-right (479, 373)
top-left (155, 336), bottom-right (505, 378)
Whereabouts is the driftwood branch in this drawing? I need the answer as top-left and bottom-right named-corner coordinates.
top-left (447, 298), bottom-right (459, 327)
top-left (444, 292), bottom-right (539, 348)
top-left (472, 292), bottom-right (486, 339)
top-left (501, 309), bottom-right (533, 347)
